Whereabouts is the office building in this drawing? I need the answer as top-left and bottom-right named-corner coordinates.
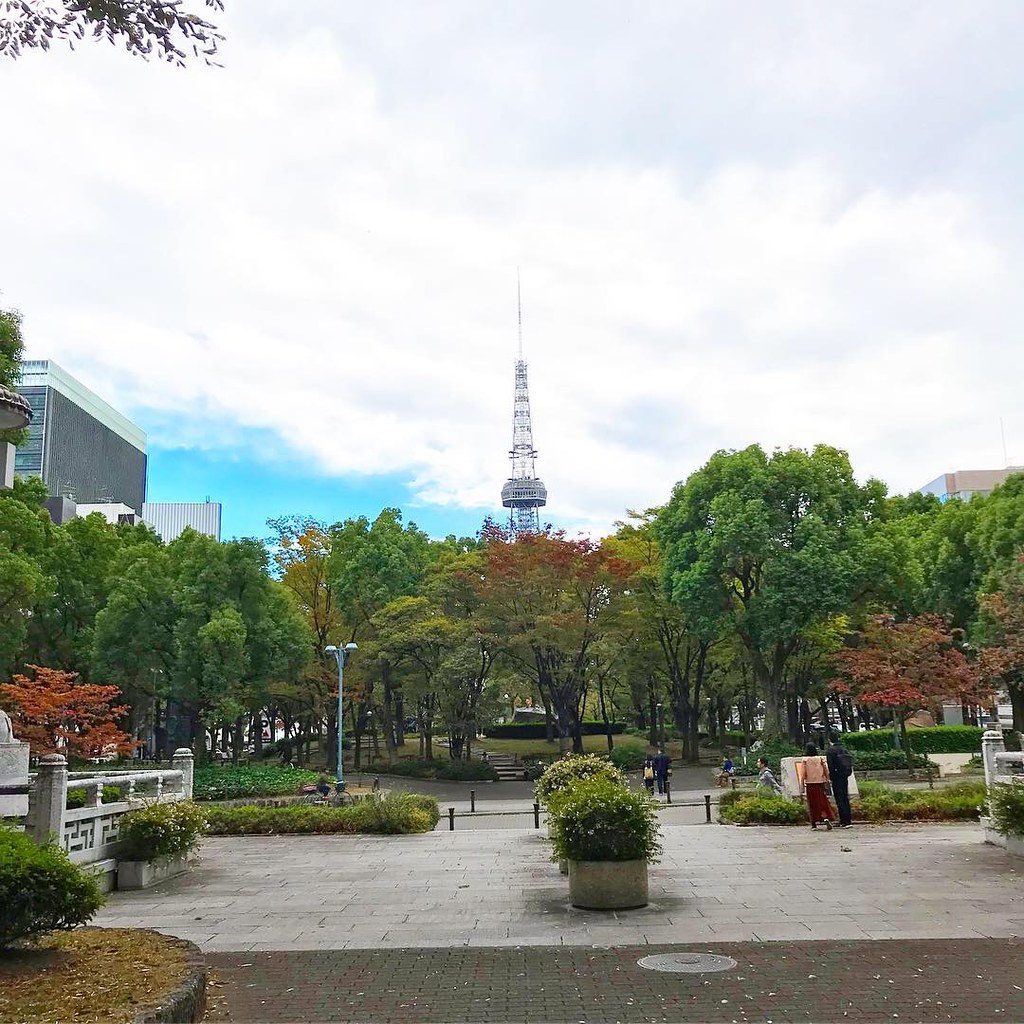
top-left (142, 501), bottom-right (223, 542)
top-left (918, 466), bottom-right (1024, 502)
top-left (16, 360), bottom-right (147, 511)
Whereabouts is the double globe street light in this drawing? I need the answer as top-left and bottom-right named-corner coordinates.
top-left (324, 642), bottom-right (358, 790)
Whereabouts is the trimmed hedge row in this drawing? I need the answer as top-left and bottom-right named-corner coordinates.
top-left (844, 726), bottom-right (983, 754)
top-left (367, 757), bottom-right (499, 782)
top-left (204, 793), bottom-right (440, 835)
top-left (484, 721), bottom-right (625, 739)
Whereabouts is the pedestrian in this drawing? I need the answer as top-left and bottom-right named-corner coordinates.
top-left (826, 732), bottom-right (854, 828)
top-left (642, 755), bottom-right (656, 794)
top-left (756, 756), bottom-right (783, 795)
top-left (653, 748), bottom-right (672, 797)
top-left (797, 742), bottom-right (834, 830)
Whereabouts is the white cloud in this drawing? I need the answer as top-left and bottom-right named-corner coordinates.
top-left (1, 3), bottom-right (1022, 536)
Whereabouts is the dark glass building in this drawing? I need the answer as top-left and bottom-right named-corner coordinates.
top-left (16, 360), bottom-right (147, 511)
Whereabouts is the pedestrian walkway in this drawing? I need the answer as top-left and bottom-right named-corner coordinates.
top-left (94, 823), bottom-right (1024, 951)
top-left (205, 939), bottom-right (1024, 1023)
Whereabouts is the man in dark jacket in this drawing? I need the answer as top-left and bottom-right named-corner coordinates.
top-left (826, 732), bottom-right (854, 827)
top-left (653, 749), bottom-right (672, 797)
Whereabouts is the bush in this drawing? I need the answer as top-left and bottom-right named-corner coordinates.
top-left (484, 721), bottom-right (625, 740)
top-left (548, 778), bottom-right (661, 863)
top-left (717, 789), bottom-right (746, 810)
top-left (845, 726), bottom-right (984, 755)
top-left (733, 739), bottom-right (802, 776)
top-left (193, 764), bottom-right (319, 801)
top-left (723, 730), bottom-right (758, 747)
top-left (66, 784), bottom-right (122, 809)
top-left (366, 757), bottom-right (499, 782)
top-left (204, 792), bottom-right (439, 835)
top-left (0, 829), bottom-right (104, 948)
top-left (852, 750), bottom-right (933, 772)
top-left (608, 740), bottom-right (648, 771)
top-left (856, 781), bottom-right (985, 822)
top-left (117, 801), bottom-right (208, 862)
top-left (534, 753), bottom-right (626, 809)
top-left (989, 783), bottom-right (1024, 837)
top-left (720, 793), bottom-right (807, 825)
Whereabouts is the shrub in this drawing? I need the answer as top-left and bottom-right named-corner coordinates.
top-left (856, 781), bottom-right (985, 822)
top-left (366, 757), bottom-right (499, 782)
top-left (724, 730), bottom-right (758, 747)
top-left (845, 726), bottom-right (985, 755)
top-left (117, 801), bottom-right (208, 861)
top-left (608, 740), bottom-right (648, 771)
top-left (990, 783), bottom-right (1024, 837)
top-left (733, 739), bottom-right (802, 776)
top-left (484, 721), bottom-right (625, 740)
top-left (204, 792), bottom-right (439, 836)
top-left (534, 753), bottom-right (625, 809)
top-left (193, 764), bottom-right (319, 801)
top-left (720, 794), bottom-right (807, 825)
top-left (548, 778), bottom-right (661, 863)
top-left (0, 829), bottom-right (104, 948)
top-left (717, 788), bottom-right (746, 809)
top-left (851, 750), bottom-right (933, 772)
top-left (66, 784), bottom-right (122, 809)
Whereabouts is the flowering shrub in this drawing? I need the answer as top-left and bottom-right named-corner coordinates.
top-left (534, 753), bottom-right (625, 809)
top-left (548, 778), bottom-right (661, 863)
top-left (117, 801), bottom-right (207, 862)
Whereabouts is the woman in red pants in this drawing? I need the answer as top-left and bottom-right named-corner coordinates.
top-left (798, 743), bottom-right (834, 831)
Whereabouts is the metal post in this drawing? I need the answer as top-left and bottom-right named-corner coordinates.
top-left (704, 794), bottom-right (712, 823)
top-left (336, 653), bottom-right (345, 786)
top-left (448, 807), bottom-right (455, 831)
top-left (533, 802), bottom-right (540, 828)
top-left (470, 789), bottom-right (476, 813)
top-left (665, 780), bottom-right (671, 804)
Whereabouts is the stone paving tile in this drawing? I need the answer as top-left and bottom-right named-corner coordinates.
top-left (205, 939), bottom-right (1024, 1023)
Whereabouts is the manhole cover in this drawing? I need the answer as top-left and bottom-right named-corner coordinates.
top-left (637, 953), bottom-right (737, 974)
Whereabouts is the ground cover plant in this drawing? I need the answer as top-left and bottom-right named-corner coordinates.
top-left (204, 792), bottom-right (440, 835)
top-left (117, 801), bottom-right (208, 861)
top-left (548, 777), bottom-right (661, 863)
top-left (0, 829), bottom-right (103, 948)
top-left (192, 764), bottom-right (319, 801)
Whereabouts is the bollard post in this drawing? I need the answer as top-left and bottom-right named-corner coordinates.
top-left (448, 807), bottom-right (455, 831)
top-left (665, 780), bottom-right (672, 804)
top-left (731, 776), bottom-right (737, 789)
top-left (533, 802), bottom-right (540, 829)
top-left (705, 793), bottom-right (712, 823)
top-left (470, 789), bottom-right (476, 813)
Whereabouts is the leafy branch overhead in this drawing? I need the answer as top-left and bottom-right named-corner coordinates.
top-left (0, 0), bottom-right (225, 65)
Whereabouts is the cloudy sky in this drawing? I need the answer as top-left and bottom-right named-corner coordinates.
top-left (2, 2), bottom-right (1022, 540)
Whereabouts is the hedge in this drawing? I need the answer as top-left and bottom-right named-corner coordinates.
top-left (366, 757), bottom-right (499, 782)
top-left (484, 721), bottom-right (625, 740)
top-left (204, 792), bottom-right (440, 835)
top-left (844, 726), bottom-right (984, 755)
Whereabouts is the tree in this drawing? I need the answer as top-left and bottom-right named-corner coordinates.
top-left (472, 526), bottom-right (632, 754)
top-left (0, 491), bottom-right (51, 677)
top-left (657, 444), bottom-right (883, 740)
top-left (832, 614), bottom-right (985, 755)
top-left (0, 0), bottom-right (224, 65)
top-left (977, 555), bottom-right (1024, 733)
top-left (0, 664), bottom-right (134, 758)
top-left (0, 306), bottom-right (28, 448)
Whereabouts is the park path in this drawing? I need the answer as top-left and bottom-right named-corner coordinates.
top-left (93, 822), bottom-right (1024, 952)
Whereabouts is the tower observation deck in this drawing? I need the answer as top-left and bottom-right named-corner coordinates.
top-left (501, 286), bottom-right (547, 534)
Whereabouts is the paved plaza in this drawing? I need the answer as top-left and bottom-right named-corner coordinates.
top-left (94, 822), bottom-right (1023, 951)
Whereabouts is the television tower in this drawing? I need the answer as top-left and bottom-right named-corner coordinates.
top-left (500, 278), bottom-right (547, 535)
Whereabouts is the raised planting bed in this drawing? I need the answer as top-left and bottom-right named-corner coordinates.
top-left (0, 928), bottom-right (206, 1024)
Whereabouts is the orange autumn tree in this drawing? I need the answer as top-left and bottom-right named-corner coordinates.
top-left (832, 614), bottom-right (985, 755)
top-left (0, 666), bottom-right (134, 758)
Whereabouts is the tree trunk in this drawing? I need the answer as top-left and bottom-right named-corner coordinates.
top-left (1011, 684), bottom-right (1024, 734)
top-left (232, 715), bottom-right (244, 764)
top-left (752, 650), bottom-right (786, 740)
top-left (395, 690), bottom-right (406, 747)
top-left (542, 696), bottom-right (555, 743)
top-left (381, 662), bottom-right (396, 755)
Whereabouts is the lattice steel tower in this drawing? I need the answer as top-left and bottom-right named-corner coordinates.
top-left (501, 280), bottom-right (547, 534)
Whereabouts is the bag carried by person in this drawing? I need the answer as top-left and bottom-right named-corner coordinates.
top-left (834, 748), bottom-right (853, 778)
top-left (643, 765), bottom-right (654, 781)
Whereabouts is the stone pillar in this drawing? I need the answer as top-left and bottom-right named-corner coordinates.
top-left (171, 747), bottom-right (194, 799)
top-left (29, 753), bottom-right (68, 845)
top-left (0, 441), bottom-right (14, 490)
top-left (982, 720), bottom-right (1006, 790)
top-left (0, 741), bottom-right (30, 818)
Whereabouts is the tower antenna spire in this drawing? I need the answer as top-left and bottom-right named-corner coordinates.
top-left (501, 274), bottom-right (547, 535)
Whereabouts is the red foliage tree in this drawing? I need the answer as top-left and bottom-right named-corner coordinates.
top-left (0, 666), bottom-right (134, 759)
top-left (977, 555), bottom-right (1024, 733)
top-left (832, 614), bottom-right (986, 753)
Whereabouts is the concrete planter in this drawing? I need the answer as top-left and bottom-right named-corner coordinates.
top-left (568, 859), bottom-right (648, 910)
top-left (118, 853), bottom-right (191, 890)
top-left (1006, 835), bottom-right (1024, 859)
top-left (558, 857), bottom-right (569, 875)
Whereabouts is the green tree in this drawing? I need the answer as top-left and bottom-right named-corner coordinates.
top-left (0, 0), bottom-right (224, 65)
top-left (0, 306), bottom-right (28, 448)
top-left (657, 444), bottom-right (882, 740)
top-left (0, 491), bottom-right (51, 676)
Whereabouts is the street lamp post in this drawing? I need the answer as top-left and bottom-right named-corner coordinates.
top-left (656, 702), bottom-right (666, 749)
top-left (325, 643), bottom-right (358, 789)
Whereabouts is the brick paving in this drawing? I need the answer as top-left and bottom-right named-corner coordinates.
top-left (206, 939), bottom-right (1024, 1023)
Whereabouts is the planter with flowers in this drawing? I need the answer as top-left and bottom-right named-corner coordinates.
top-left (116, 801), bottom-right (208, 890)
top-left (548, 777), bottom-right (661, 910)
top-left (535, 754), bottom-right (626, 874)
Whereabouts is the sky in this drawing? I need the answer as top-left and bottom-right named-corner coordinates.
top-left (2, 1), bottom-right (1023, 541)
